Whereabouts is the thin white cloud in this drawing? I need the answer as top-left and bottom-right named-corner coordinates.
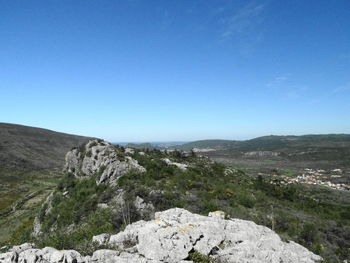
top-left (266, 74), bottom-right (311, 100)
top-left (333, 83), bottom-right (350, 93)
top-left (285, 85), bottom-right (308, 99)
top-left (266, 73), bottom-right (291, 87)
top-left (286, 91), bottom-right (299, 99)
top-left (220, 2), bottom-right (265, 40)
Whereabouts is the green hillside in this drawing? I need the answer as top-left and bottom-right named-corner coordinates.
top-left (175, 134), bottom-right (350, 152)
top-left (3, 142), bottom-right (349, 261)
top-left (172, 139), bottom-right (236, 150)
top-left (0, 123), bottom-right (92, 243)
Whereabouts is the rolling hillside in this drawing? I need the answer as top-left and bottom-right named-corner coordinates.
top-left (0, 123), bottom-right (92, 243)
top-left (174, 135), bottom-right (350, 152)
top-left (0, 123), bottom-right (93, 170)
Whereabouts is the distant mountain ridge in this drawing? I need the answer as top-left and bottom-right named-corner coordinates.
top-left (170, 134), bottom-right (350, 174)
top-left (0, 123), bottom-right (92, 170)
top-left (172, 134), bottom-right (350, 151)
top-left (124, 134), bottom-right (350, 152)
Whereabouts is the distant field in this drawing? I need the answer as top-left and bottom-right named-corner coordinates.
top-left (0, 168), bottom-right (61, 243)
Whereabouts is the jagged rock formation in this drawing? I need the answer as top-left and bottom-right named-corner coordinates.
top-left (65, 139), bottom-right (146, 185)
top-left (31, 140), bottom-right (152, 238)
top-left (1, 208), bottom-right (322, 263)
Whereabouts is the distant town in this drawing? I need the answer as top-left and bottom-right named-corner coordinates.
top-left (270, 168), bottom-right (350, 191)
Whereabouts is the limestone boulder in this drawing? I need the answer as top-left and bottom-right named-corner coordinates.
top-left (0, 209), bottom-right (322, 263)
top-left (107, 208), bottom-right (322, 263)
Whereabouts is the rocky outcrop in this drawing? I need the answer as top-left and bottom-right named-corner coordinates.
top-left (106, 208), bottom-right (321, 263)
top-left (2, 208), bottom-right (322, 263)
top-left (161, 158), bottom-right (188, 170)
top-left (65, 139), bottom-right (145, 185)
top-left (32, 140), bottom-right (148, 238)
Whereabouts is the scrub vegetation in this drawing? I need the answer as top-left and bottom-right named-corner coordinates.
top-left (4, 147), bottom-right (349, 261)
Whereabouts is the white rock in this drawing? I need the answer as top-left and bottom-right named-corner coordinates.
top-left (64, 139), bottom-right (146, 185)
top-left (0, 251), bottom-right (17, 263)
top-left (161, 158), bottom-right (188, 170)
top-left (108, 208), bottom-right (322, 263)
top-left (124, 148), bottom-right (135, 155)
top-left (208, 211), bottom-right (226, 219)
top-left (32, 217), bottom-right (42, 238)
top-left (10, 243), bottom-right (35, 254)
top-left (134, 196), bottom-right (154, 218)
top-left (18, 249), bottom-right (43, 263)
top-left (41, 247), bottom-right (58, 262)
top-left (90, 249), bottom-right (120, 262)
top-left (1, 209), bottom-right (322, 263)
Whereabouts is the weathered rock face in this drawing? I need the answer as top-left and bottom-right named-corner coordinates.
top-left (107, 208), bottom-right (322, 263)
top-left (1, 209), bottom-right (321, 263)
top-left (65, 139), bottom-right (145, 185)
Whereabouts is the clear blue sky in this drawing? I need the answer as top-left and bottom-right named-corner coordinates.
top-left (1, 0), bottom-right (349, 142)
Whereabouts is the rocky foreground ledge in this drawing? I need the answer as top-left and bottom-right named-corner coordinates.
top-left (0, 208), bottom-right (322, 263)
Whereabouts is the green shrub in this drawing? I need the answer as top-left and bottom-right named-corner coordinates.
top-left (299, 223), bottom-right (320, 246)
top-left (7, 217), bottom-right (34, 245)
top-left (188, 250), bottom-right (214, 263)
top-left (38, 209), bottom-right (113, 254)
